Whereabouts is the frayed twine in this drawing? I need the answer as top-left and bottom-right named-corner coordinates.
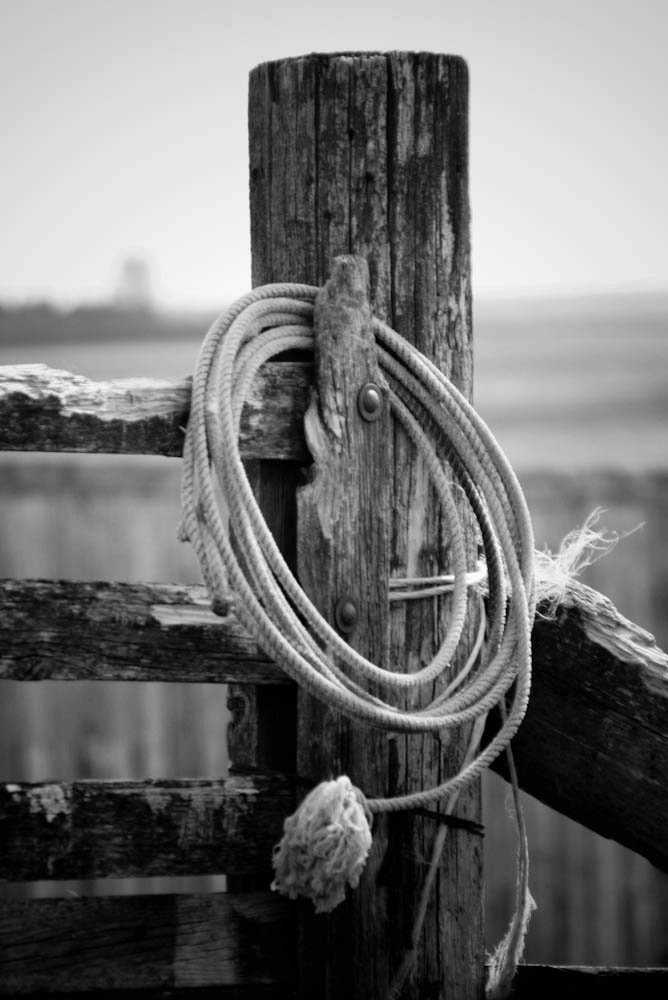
top-left (271, 775), bottom-right (373, 914)
top-left (485, 739), bottom-right (536, 1000)
top-left (534, 507), bottom-right (642, 620)
top-left (487, 885), bottom-right (537, 1000)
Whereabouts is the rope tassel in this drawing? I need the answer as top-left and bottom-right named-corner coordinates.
top-left (271, 776), bottom-right (372, 913)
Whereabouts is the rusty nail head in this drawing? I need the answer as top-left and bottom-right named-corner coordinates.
top-left (335, 597), bottom-right (358, 634)
top-left (358, 382), bottom-right (383, 422)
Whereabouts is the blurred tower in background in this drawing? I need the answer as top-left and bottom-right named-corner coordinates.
top-left (115, 256), bottom-right (153, 310)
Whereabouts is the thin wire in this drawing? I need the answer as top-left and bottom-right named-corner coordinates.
top-left (389, 564), bottom-right (487, 601)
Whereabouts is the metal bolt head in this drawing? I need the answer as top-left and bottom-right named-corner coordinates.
top-left (358, 382), bottom-right (383, 422)
top-left (335, 597), bottom-right (358, 634)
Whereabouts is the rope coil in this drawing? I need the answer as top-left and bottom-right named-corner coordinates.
top-left (180, 282), bottom-right (536, 996)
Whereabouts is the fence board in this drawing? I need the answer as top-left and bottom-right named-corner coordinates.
top-left (0, 579), bottom-right (285, 683)
top-left (0, 363), bottom-right (310, 460)
top-left (2, 464), bottom-right (666, 966)
top-left (511, 965), bottom-right (668, 999)
top-left (0, 776), bottom-right (292, 880)
top-left (490, 578), bottom-right (668, 873)
top-left (0, 892), bottom-right (294, 995)
top-left (2, 573), bottom-right (667, 870)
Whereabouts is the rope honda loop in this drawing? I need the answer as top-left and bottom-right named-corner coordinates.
top-left (180, 280), bottom-right (537, 997)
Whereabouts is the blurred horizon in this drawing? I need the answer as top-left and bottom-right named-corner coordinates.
top-left (3, 249), bottom-right (668, 325)
top-left (3, 2), bottom-right (668, 307)
top-left (3, 268), bottom-right (668, 317)
top-left (2, 266), bottom-right (666, 475)
top-left (4, 284), bottom-right (668, 318)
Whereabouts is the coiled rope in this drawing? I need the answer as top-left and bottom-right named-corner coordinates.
top-left (179, 282), bottom-right (536, 998)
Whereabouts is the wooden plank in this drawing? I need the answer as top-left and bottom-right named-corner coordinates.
top-left (3, 574), bottom-right (666, 874)
top-left (295, 257), bottom-right (393, 993)
top-left (491, 578), bottom-right (668, 873)
top-left (0, 991), bottom-right (287, 1000)
top-left (0, 363), bottom-right (310, 460)
top-left (0, 579), bottom-right (286, 683)
top-left (249, 53), bottom-right (480, 1000)
top-left (511, 965), bottom-right (668, 999)
top-left (0, 775), bottom-right (292, 880)
top-left (0, 892), bottom-right (294, 995)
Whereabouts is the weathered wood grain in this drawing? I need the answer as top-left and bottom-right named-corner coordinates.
top-left (0, 892), bottom-right (294, 995)
top-left (0, 579), bottom-right (286, 683)
top-left (2, 573), bottom-right (666, 871)
top-left (384, 53), bottom-right (481, 1000)
top-left (249, 52), bottom-right (480, 1000)
top-left (0, 363), bottom-right (310, 460)
top-left (491, 578), bottom-right (668, 873)
top-left (0, 775), bottom-right (292, 880)
top-left (295, 257), bottom-right (393, 993)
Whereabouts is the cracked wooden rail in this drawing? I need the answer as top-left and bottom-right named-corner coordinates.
top-left (0, 363), bottom-right (311, 459)
top-left (1, 574), bottom-right (667, 873)
top-left (2, 357), bottom-right (667, 880)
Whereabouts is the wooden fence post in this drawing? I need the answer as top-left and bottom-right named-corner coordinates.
top-left (295, 253), bottom-right (393, 994)
top-left (246, 52), bottom-right (481, 999)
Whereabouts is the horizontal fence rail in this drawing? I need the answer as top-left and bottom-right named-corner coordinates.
top-left (0, 776), bottom-right (293, 881)
top-left (0, 363), bottom-right (310, 460)
top-left (0, 892), bottom-right (294, 996)
top-left (0, 580), bottom-right (285, 683)
top-left (4, 887), bottom-right (665, 999)
top-left (493, 580), bottom-right (668, 873)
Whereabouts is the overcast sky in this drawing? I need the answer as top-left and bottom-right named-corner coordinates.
top-left (2, 1), bottom-right (667, 309)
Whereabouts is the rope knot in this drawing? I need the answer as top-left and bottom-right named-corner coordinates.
top-left (271, 775), bottom-right (373, 913)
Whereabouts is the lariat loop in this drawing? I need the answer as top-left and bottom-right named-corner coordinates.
top-left (180, 280), bottom-right (536, 998)
top-left (180, 284), bottom-right (535, 757)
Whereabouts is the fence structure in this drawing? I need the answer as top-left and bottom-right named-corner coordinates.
top-left (0, 462), bottom-right (667, 966)
top-left (1, 52), bottom-right (668, 999)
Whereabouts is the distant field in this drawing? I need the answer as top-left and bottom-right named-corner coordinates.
top-left (473, 295), bottom-right (668, 470)
top-left (2, 292), bottom-right (666, 472)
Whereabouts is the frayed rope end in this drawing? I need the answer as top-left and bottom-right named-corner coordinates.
top-left (486, 889), bottom-right (537, 1000)
top-left (271, 775), bottom-right (373, 914)
top-left (534, 507), bottom-right (642, 620)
